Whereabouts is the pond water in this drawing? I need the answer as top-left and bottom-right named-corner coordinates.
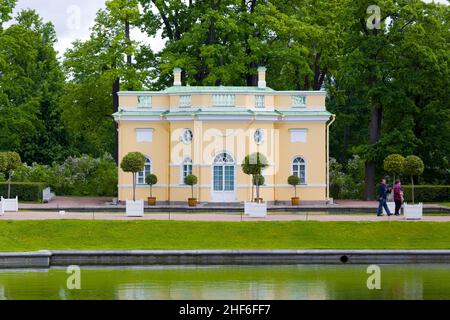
top-left (0, 265), bottom-right (449, 300)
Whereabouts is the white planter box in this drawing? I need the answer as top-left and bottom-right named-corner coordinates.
top-left (244, 202), bottom-right (267, 218)
top-left (404, 203), bottom-right (423, 220)
top-left (126, 200), bottom-right (144, 217)
top-left (384, 202), bottom-right (396, 215)
top-left (0, 197), bottom-right (18, 212)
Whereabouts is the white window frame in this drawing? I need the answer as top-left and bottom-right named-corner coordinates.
top-left (138, 95), bottom-right (152, 108)
top-left (180, 95), bottom-right (191, 108)
top-left (291, 156), bottom-right (307, 185)
top-left (255, 95), bottom-right (265, 108)
top-left (212, 152), bottom-right (236, 192)
top-left (180, 157), bottom-right (193, 184)
top-left (292, 95), bottom-right (307, 108)
top-left (290, 129), bottom-right (308, 143)
top-left (137, 157), bottom-right (152, 185)
top-left (135, 128), bottom-right (154, 143)
top-left (212, 94), bottom-right (235, 107)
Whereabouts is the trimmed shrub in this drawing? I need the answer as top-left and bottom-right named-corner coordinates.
top-left (184, 174), bottom-right (198, 199)
top-left (0, 182), bottom-right (45, 202)
top-left (402, 185), bottom-right (450, 203)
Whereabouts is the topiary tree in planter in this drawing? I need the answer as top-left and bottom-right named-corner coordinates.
top-left (184, 174), bottom-right (198, 206)
top-left (252, 174), bottom-right (265, 202)
top-left (288, 175), bottom-right (300, 205)
top-left (145, 173), bottom-right (158, 205)
top-left (402, 155), bottom-right (424, 204)
top-left (120, 152), bottom-right (145, 201)
top-left (383, 154), bottom-right (405, 183)
top-left (0, 152), bottom-right (22, 198)
top-left (242, 153), bottom-right (268, 202)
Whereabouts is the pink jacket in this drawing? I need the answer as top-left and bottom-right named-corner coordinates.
top-left (393, 185), bottom-right (403, 201)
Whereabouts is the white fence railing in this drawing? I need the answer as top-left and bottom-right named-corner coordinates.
top-left (0, 196), bottom-right (19, 212)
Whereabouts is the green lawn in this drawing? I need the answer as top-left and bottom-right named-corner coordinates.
top-left (1, 220), bottom-right (450, 252)
top-left (439, 203), bottom-right (450, 207)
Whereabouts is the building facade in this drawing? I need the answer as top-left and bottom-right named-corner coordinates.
top-left (114, 67), bottom-right (335, 204)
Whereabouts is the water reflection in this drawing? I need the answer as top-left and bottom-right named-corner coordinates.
top-left (0, 265), bottom-right (448, 300)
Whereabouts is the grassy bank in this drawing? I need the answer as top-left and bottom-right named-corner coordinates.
top-left (1, 220), bottom-right (450, 252)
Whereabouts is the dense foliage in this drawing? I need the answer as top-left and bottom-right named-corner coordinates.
top-left (0, 0), bottom-right (448, 199)
top-left (12, 155), bottom-right (118, 197)
top-left (0, 182), bottom-right (45, 202)
top-left (402, 185), bottom-right (450, 203)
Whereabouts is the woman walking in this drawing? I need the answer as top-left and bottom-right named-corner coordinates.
top-left (393, 180), bottom-right (404, 216)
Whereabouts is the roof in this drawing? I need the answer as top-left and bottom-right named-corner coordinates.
top-left (162, 86), bottom-right (275, 94)
top-left (113, 108), bottom-right (332, 118)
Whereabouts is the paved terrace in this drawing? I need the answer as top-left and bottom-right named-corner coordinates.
top-left (2, 211), bottom-right (450, 222)
top-left (17, 197), bottom-right (450, 213)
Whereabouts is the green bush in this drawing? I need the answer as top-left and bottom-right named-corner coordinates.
top-left (402, 185), bottom-right (450, 203)
top-left (0, 182), bottom-right (45, 202)
top-left (330, 156), bottom-right (365, 200)
top-left (12, 155), bottom-right (118, 197)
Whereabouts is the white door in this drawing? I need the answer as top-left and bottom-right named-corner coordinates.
top-left (211, 153), bottom-right (236, 202)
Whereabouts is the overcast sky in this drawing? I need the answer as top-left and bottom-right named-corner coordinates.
top-left (11, 0), bottom-right (449, 58)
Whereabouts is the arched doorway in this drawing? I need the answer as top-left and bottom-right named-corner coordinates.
top-left (211, 152), bottom-right (236, 202)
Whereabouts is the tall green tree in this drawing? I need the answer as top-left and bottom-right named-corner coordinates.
top-left (62, 3), bottom-right (152, 159)
top-left (0, 0), bottom-right (16, 29)
top-left (0, 9), bottom-right (68, 164)
top-left (330, 0), bottom-right (450, 198)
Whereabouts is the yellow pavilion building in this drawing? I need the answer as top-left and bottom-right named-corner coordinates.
top-left (113, 67), bottom-right (335, 204)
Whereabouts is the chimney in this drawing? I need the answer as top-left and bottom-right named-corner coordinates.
top-left (258, 66), bottom-right (267, 89)
top-left (173, 67), bottom-right (182, 86)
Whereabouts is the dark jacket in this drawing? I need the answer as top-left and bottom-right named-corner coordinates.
top-left (378, 183), bottom-right (390, 200)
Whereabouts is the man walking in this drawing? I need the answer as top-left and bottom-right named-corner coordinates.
top-left (377, 179), bottom-right (392, 217)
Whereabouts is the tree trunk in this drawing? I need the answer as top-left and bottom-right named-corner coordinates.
top-left (411, 176), bottom-right (415, 204)
top-left (364, 104), bottom-right (382, 200)
top-left (251, 182), bottom-right (254, 202)
top-left (113, 78), bottom-right (120, 164)
top-left (294, 185), bottom-right (297, 198)
top-left (150, 185), bottom-right (152, 198)
top-left (125, 20), bottom-right (132, 65)
top-left (132, 173), bottom-right (136, 202)
top-left (7, 173), bottom-right (11, 198)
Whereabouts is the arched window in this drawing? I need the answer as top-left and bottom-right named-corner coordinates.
top-left (292, 157), bottom-right (306, 184)
top-left (213, 153), bottom-right (235, 191)
top-left (182, 157), bottom-right (193, 183)
top-left (137, 157), bottom-right (152, 184)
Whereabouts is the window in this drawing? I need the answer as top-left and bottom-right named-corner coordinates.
top-left (255, 95), bottom-right (265, 108)
top-left (213, 94), bottom-right (235, 107)
top-left (290, 129), bottom-right (308, 143)
top-left (138, 95), bottom-right (152, 108)
top-left (292, 95), bottom-right (306, 108)
top-left (181, 157), bottom-right (193, 183)
top-left (181, 129), bottom-right (193, 144)
top-left (137, 158), bottom-right (152, 184)
top-left (254, 129), bottom-right (264, 145)
top-left (213, 153), bottom-right (235, 191)
top-left (292, 157), bottom-right (306, 184)
top-left (135, 128), bottom-right (153, 143)
top-left (180, 95), bottom-right (191, 108)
